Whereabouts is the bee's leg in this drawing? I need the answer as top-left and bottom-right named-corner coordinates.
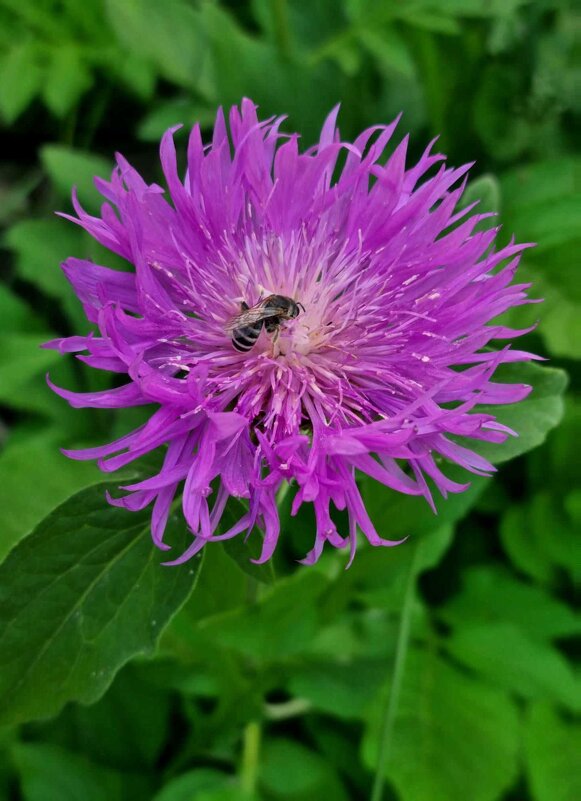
top-left (268, 325), bottom-right (282, 358)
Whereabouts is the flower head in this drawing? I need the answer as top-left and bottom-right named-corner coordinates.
top-left (47, 99), bottom-right (536, 565)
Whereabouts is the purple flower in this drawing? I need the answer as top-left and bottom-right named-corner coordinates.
top-left (47, 99), bottom-right (537, 566)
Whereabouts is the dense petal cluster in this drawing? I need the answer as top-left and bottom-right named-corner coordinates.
top-left (47, 99), bottom-right (536, 565)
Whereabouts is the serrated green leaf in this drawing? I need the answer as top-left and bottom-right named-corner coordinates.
top-left (43, 45), bottom-right (93, 118)
top-left (501, 158), bottom-right (581, 210)
top-left (40, 146), bottom-right (112, 214)
top-left (524, 703), bottom-right (581, 801)
top-left (0, 41), bottom-right (43, 123)
top-left (0, 483), bottom-right (200, 726)
top-left (439, 565), bottom-right (581, 640)
top-left (500, 493), bottom-right (581, 585)
top-left (447, 622), bottom-right (580, 710)
top-left (362, 647), bottom-right (520, 801)
top-left (105, 0), bottom-right (205, 88)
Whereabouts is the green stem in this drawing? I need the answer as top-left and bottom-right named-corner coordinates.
top-left (241, 720), bottom-right (261, 797)
top-left (370, 540), bottom-right (421, 801)
top-left (269, 0), bottom-right (291, 58)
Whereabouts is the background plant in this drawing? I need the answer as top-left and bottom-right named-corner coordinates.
top-left (0, 1), bottom-right (579, 800)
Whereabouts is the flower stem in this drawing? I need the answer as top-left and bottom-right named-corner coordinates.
top-left (269, 0), bottom-right (291, 58)
top-left (241, 720), bottom-right (261, 797)
top-left (370, 540), bottom-right (421, 801)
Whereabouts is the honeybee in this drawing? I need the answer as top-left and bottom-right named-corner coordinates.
top-left (229, 294), bottom-right (305, 352)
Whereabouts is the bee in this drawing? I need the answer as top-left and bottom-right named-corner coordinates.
top-left (229, 294), bottom-right (305, 352)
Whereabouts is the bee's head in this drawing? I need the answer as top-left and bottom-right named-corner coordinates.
top-left (290, 300), bottom-right (305, 318)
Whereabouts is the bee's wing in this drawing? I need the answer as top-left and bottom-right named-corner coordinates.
top-left (227, 306), bottom-right (275, 331)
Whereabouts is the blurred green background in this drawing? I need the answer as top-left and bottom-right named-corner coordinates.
top-left (0, 1), bottom-right (579, 800)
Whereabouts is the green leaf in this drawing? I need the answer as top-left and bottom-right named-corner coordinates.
top-left (198, 571), bottom-right (328, 660)
top-left (220, 500), bottom-right (276, 585)
top-left (137, 99), bottom-right (217, 142)
top-left (0, 333), bottom-right (60, 410)
top-left (152, 770), bottom-right (241, 801)
top-left (0, 41), bottom-right (43, 123)
top-left (5, 218), bottom-right (83, 299)
top-left (470, 362), bottom-right (567, 464)
top-left (12, 743), bottom-right (151, 801)
top-left (288, 659), bottom-right (384, 720)
top-left (0, 483), bottom-right (200, 726)
top-left (43, 45), bottom-right (93, 118)
top-left (439, 565), bottom-right (581, 641)
top-left (362, 469), bottom-right (487, 542)
top-left (117, 52), bottom-right (156, 100)
top-left (0, 284), bottom-right (36, 332)
top-left (362, 647), bottom-right (520, 801)
top-left (356, 27), bottom-right (415, 77)
top-left (105, 0), bottom-right (205, 88)
top-left (500, 158), bottom-right (581, 357)
top-left (500, 493), bottom-right (581, 585)
top-left (70, 664), bottom-right (171, 770)
top-left (40, 146), bottom-right (112, 214)
top-left (524, 703), bottom-right (581, 801)
top-left (446, 622), bottom-right (580, 710)
top-left (260, 738), bottom-right (349, 801)
top-left (0, 430), bottom-right (102, 561)
top-left (457, 173), bottom-right (501, 231)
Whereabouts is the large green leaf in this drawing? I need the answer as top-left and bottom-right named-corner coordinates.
top-left (105, 0), bottom-right (205, 88)
top-left (5, 218), bottom-right (83, 299)
top-left (500, 158), bottom-right (581, 358)
top-left (0, 333), bottom-right (59, 410)
top-left (42, 45), bottom-right (93, 118)
top-left (0, 41), bottom-right (43, 123)
top-left (470, 362), bottom-right (567, 464)
top-left (197, 570), bottom-right (328, 660)
top-left (439, 565), bottom-right (581, 641)
top-left (524, 703), bottom-right (581, 801)
top-left (40, 147), bottom-right (112, 214)
top-left (260, 738), bottom-right (349, 801)
top-left (362, 647), bottom-right (520, 801)
top-left (0, 483), bottom-right (200, 726)
top-left (12, 743), bottom-right (151, 801)
top-left (446, 622), bottom-right (580, 710)
top-left (500, 493), bottom-right (581, 585)
top-left (152, 770), bottom-right (246, 801)
top-left (0, 430), bottom-right (102, 561)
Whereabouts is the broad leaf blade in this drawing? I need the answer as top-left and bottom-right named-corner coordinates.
top-left (362, 647), bottom-right (520, 801)
top-left (0, 483), bottom-right (200, 726)
top-left (525, 703), bottom-right (581, 801)
top-left (472, 362), bottom-right (567, 464)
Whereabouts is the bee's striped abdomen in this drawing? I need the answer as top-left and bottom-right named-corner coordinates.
top-left (232, 321), bottom-right (263, 352)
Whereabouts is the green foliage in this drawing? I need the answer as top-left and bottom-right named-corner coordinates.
top-left (0, 483), bottom-right (200, 726)
top-left (0, 1), bottom-right (578, 800)
top-left (362, 647), bottom-right (520, 801)
top-left (524, 703), bottom-right (581, 801)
